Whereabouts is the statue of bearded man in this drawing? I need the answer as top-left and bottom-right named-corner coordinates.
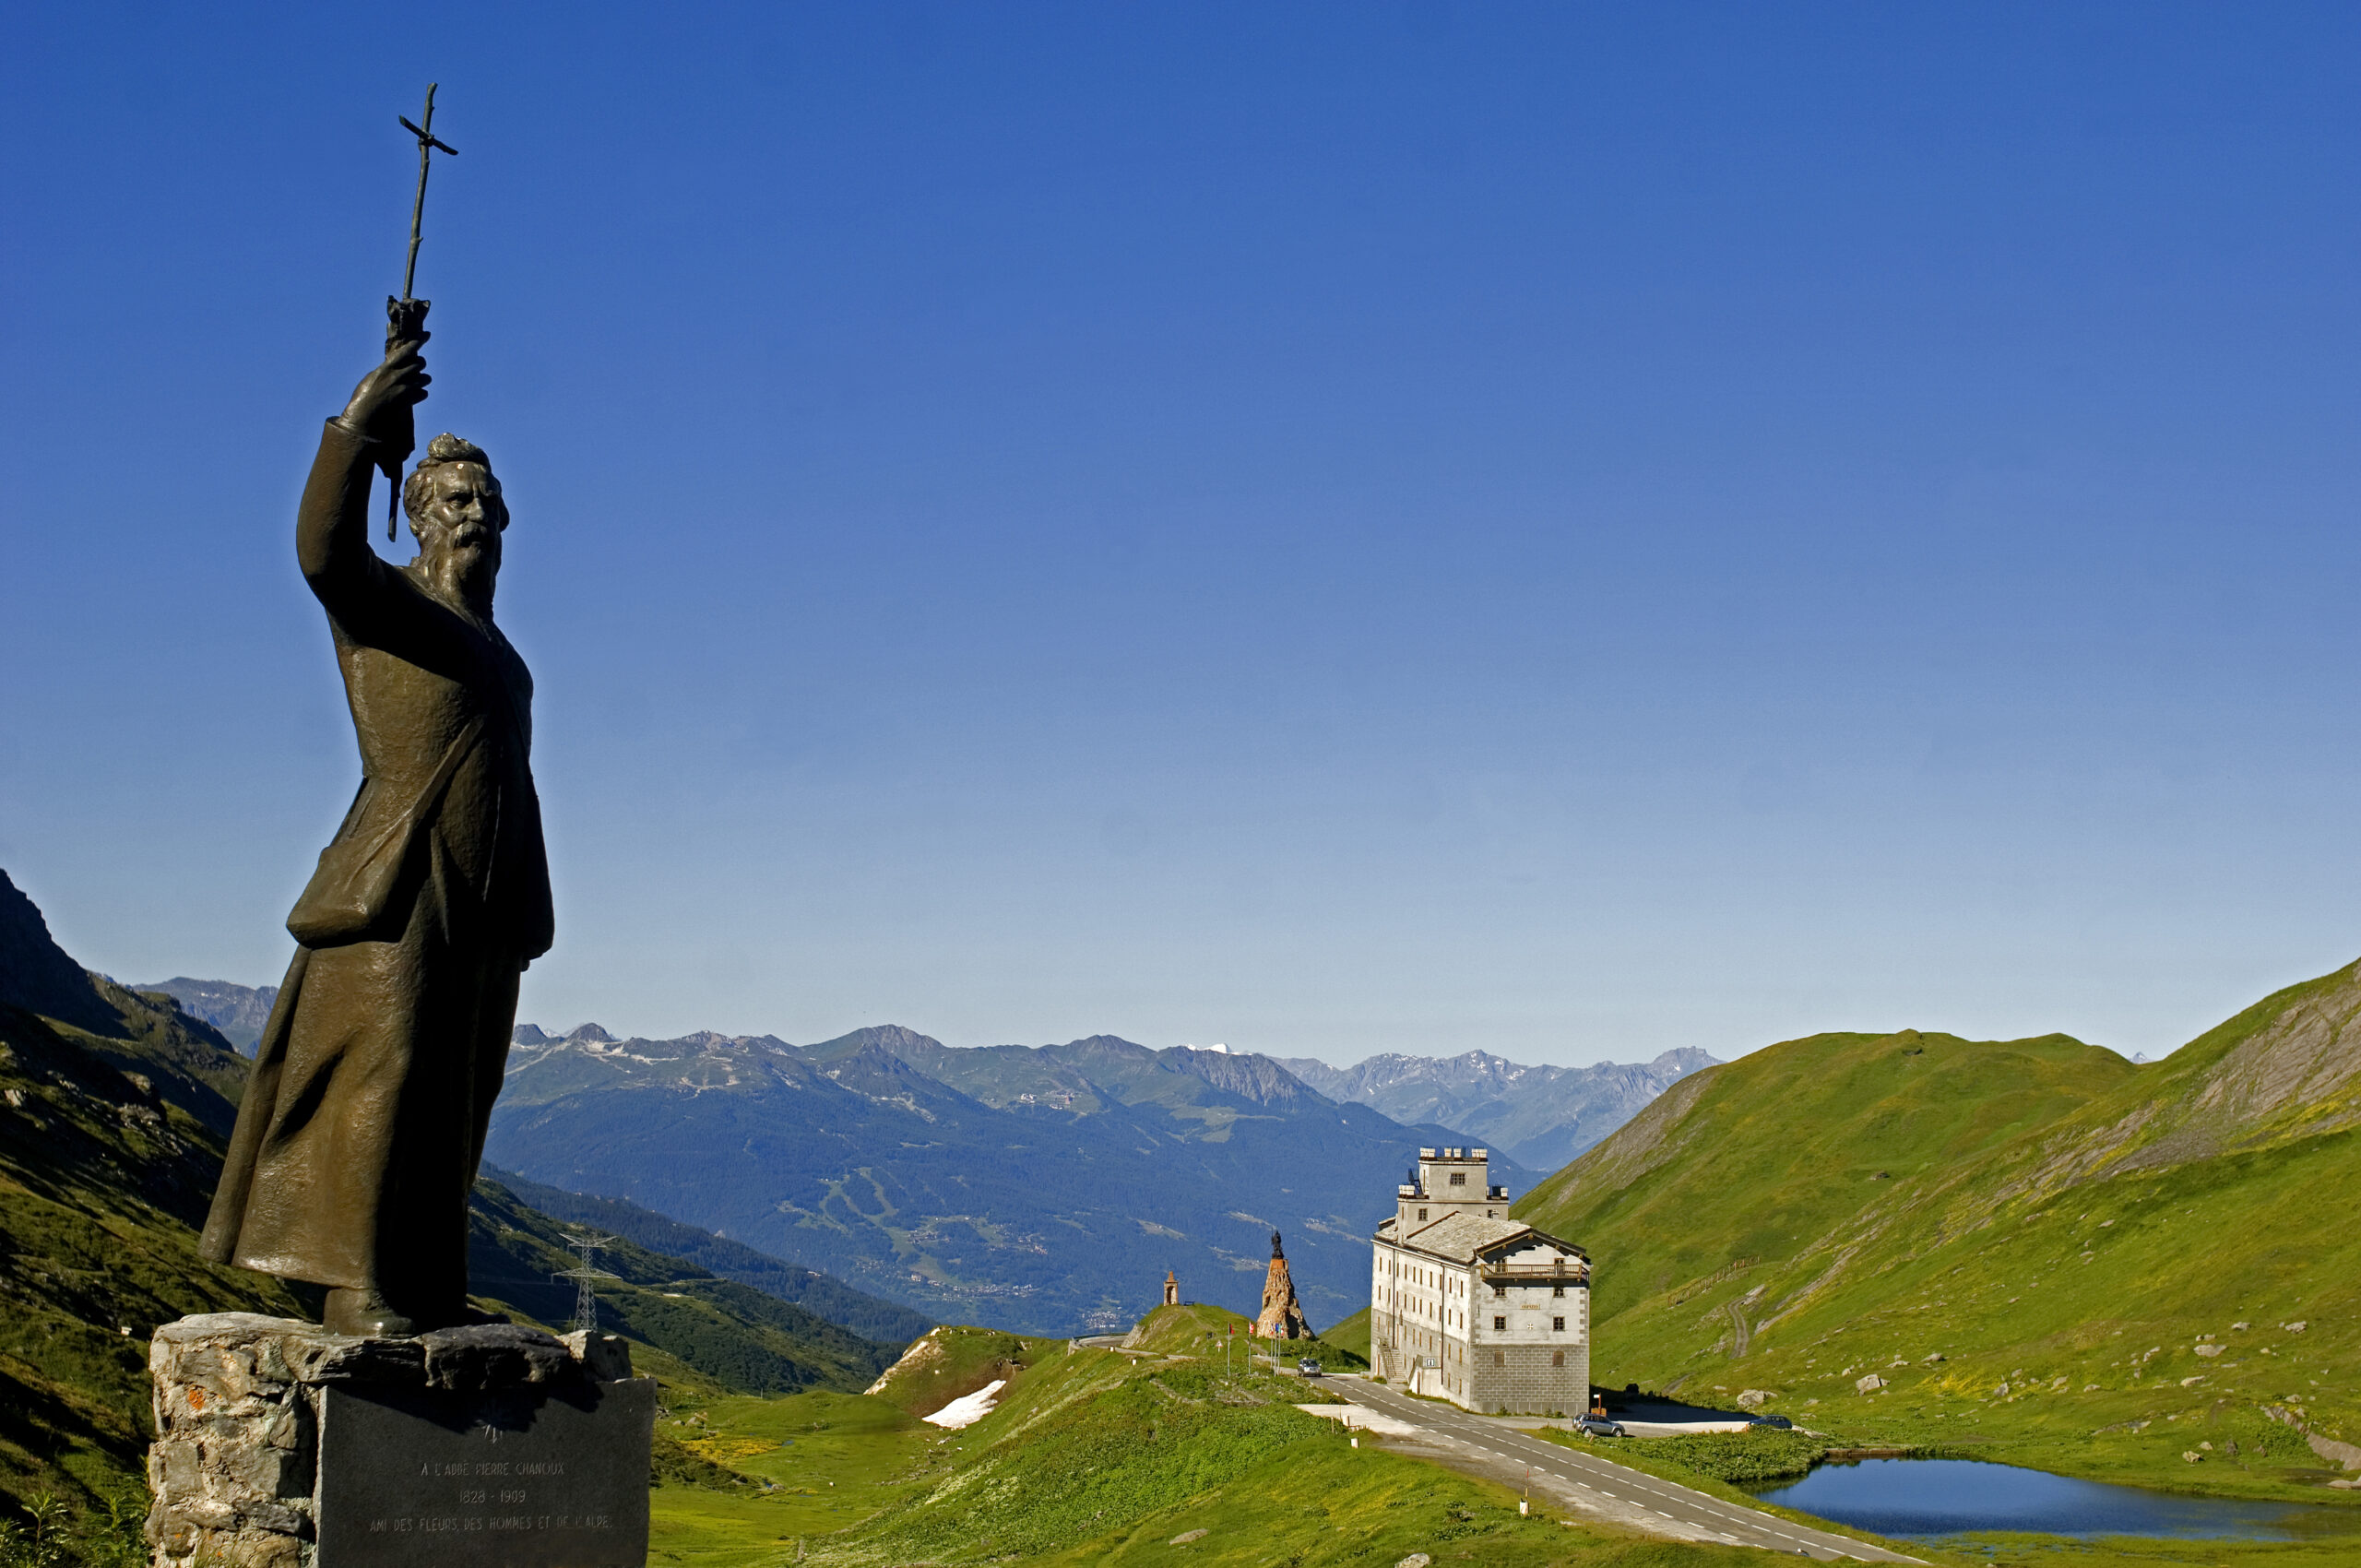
top-left (201, 327), bottom-right (553, 1336)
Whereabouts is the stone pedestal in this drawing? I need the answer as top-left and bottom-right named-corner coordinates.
top-left (146, 1313), bottom-right (653, 1568)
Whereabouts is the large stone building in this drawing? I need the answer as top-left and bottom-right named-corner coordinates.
top-left (1368, 1146), bottom-right (1590, 1414)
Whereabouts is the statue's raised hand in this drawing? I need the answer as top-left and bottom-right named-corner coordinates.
top-left (338, 333), bottom-right (432, 446)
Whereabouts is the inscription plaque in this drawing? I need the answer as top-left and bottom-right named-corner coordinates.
top-left (316, 1377), bottom-right (656, 1567)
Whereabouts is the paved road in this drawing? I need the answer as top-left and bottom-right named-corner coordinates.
top-left (1331, 1375), bottom-right (1919, 1562)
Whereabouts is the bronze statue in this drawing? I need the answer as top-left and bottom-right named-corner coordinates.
top-left (199, 320), bottom-right (552, 1336)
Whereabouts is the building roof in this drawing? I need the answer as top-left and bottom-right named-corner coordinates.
top-left (1381, 1210), bottom-right (1591, 1266)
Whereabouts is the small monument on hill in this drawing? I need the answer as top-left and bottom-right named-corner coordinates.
top-left (1162, 1269), bottom-right (1180, 1308)
top-left (1252, 1231), bottom-right (1314, 1339)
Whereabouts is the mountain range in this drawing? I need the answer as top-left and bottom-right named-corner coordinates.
top-left (1275, 1045), bottom-right (1720, 1170)
top-left (485, 1022), bottom-right (1533, 1336)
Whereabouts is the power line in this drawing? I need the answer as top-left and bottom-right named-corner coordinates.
top-left (552, 1229), bottom-right (623, 1334)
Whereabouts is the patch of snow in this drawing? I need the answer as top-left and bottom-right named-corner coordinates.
top-left (923, 1379), bottom-right (1006, 1429)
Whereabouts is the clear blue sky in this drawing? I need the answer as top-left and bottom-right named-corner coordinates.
top-left (6, 3), bottom-right (2357, 1064)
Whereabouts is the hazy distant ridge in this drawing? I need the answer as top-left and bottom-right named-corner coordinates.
top-left (131, 977), bottom-right (278, 1051)
top-left (1275, 1047), bottom-right (1719, 1170)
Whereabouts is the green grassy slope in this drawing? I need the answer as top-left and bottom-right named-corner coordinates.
top-left (1124, 1301), bottom-right (1368, 1372)
top-left (723, 1331), bottom-right (1687, 1567)
top-left (1517, 966), bottom-right (2361, 1503)
top-left (652, 1324), bottom-right (2361, 1568)
top-left (0, 1001), bottom-right (307, 1524)
top-left (1323, 1304), bottom-right (1371, 1361)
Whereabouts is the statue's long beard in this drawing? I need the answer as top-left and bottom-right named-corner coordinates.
top-left (417, 534), bottom-right (499, 613)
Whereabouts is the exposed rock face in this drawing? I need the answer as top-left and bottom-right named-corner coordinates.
top-left (145, 1313), bottom-right (630, 1567)
top-left (131, 979), bottom-right (280, 1052)
top-left (0, 866), bottom-right (125, 1035)
top-left (1252, 1232), bottom-right (1312, 1340)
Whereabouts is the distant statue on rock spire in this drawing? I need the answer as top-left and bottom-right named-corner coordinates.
top-left (1252, 1230), bottom-right (1313, 1340)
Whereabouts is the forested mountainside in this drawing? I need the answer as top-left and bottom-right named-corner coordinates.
top-left (1277, 1046), bottom-right (1719, 1170)
top-left (481, 1163), bottom-right (933, 1346)
top-left (488, 1022), bottom-right (1529, 1336)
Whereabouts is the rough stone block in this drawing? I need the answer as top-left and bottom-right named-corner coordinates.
top-left (560, 1331), bottom-right (634, 1383)
top-left (146, 1313), bottom-right (648, 1567)
top-left (420, 1324), bottom-right (575, 1391)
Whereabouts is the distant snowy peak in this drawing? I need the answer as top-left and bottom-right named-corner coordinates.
top-left (1272, 1046), bottom-right (1721, 1173)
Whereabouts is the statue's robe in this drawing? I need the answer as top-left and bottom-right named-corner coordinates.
top-left (200, 418), bottom-right (552, 1315)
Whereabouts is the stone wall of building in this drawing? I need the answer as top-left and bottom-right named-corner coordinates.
top-left (1465, 1337), bottom-right (1592, 1416)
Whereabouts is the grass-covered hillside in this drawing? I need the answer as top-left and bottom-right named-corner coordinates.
top-left (1517, 963), bottom-right (2361, 1501)
top-left (1122, 1301), bottom-right (1368, 1372)
top-left (647, 1314), bottom-right (2361, 1568)
top-left (0, 868), bottom-right (907, 1538)
top-left (649, 1326), bottom-right (1689, 1568)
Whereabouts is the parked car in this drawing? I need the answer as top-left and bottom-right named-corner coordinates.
top-left (1573, 1413), bottom-right (1625, 1438)
top-left (1750, 1414), bottom-right (1793, 1430)
top-left (1298, 1358), bottom-right (1323, 1377)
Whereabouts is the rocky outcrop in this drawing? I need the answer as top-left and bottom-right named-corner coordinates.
top-left (0, 866), bottom-right (124, 1035)
top-left (1252, 1232), bottom-right (1312, 1339)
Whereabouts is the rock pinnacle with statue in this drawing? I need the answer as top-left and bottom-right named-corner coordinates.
top-left (1252, 1230), bottom-right (1314, 1339)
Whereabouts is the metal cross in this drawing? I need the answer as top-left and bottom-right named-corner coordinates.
top-left (381, 86), bottom-right (457, 537)
top-left (398, 84), bottom-right (458, 302)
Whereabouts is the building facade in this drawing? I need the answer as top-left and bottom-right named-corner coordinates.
top-left (1367, 1146), bottom-right (1591, 1414)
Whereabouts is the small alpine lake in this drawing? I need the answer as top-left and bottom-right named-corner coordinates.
top-left (1748, 1456), bottom-right (2353, 1541)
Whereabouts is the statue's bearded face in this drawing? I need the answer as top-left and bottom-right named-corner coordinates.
top-left (410, 463), bottom-right (506, 584)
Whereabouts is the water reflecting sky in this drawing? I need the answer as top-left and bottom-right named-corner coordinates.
top-left (1751, 1457), bottom-right (2349, 1541)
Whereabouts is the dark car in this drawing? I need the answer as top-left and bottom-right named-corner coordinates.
top-left (1572, 1413), bottom-right (1625, 1438)
top-left (1750, 1414), bottom-right (1793, 1430)
top-left (1297, 1358), bottom-right (1323, 1377)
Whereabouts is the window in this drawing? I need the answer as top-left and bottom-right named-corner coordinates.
top-left (1493, 1349), bottom-right (1504, 1367)
top-left (1551, 1350), bottom-right (1564, 1368)
top-left (1552, 1316), bottom-right (1566, 1332)
top-left (1552, 1285), bottom-right (1565, 1298)
top-left (1417, 1207), bottom-right (1428, 1220)
top-left (1492, 1315), bottom-right (1505, 1331)
top-left (1448, 1171), bottom-right (1466, 1186)
top-left (1491, 1285), bottom-right (1505, 1300)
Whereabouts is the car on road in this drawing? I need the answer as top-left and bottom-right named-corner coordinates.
top-left (1297, 1358), bottom-right (1323, 1377)
top-left (1572, 1413), bottom-right (1625, 1438)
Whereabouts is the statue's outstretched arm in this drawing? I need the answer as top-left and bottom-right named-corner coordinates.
top-left (298, 338), bottom-right (430, 617)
